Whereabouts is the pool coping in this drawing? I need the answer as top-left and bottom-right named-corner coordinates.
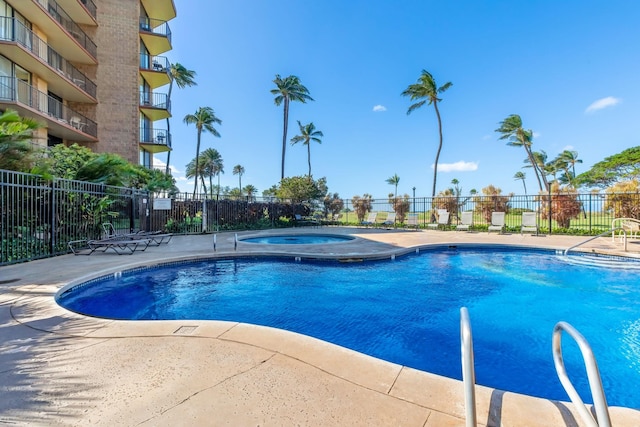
top-left (3, 228), bottom-right (640, 425)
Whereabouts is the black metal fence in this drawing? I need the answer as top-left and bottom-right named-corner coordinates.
top-left (3, 169), bottom-right (639, 265)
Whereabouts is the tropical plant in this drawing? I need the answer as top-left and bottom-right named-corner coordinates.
top-left (575, 146), bottom-right (640, 188)
top-left (539, 182), bottom-right (582, 228)
top-left (514, 171), bottom-right (528, 196)
top-left (185, 157), bottom-right (207, 195)
top-left (165, 63), bottom-right (197, 174)
top-left (39, 143), bottom-right (95, 179)
top-left (496, 114), bottom-right (548, 192)
top-left (605, 180), bottom-right (640, 219)
top-left (243, 184), bottom-right (258, 201)
top-left (473, 185), bottom-right (511, 222)
top-left (233, 164), bottom-right (245, 194)
top-left (389, 193), bottom-right (411, 223)
top-left (0, 109), bottom-right (42, 171)
top-left (276, 175), bottom-right (327, 203)
top-left (184, 106), bottom-right (222, 197)
top-left (323, 193), bottom-right (344, 219)
top-left (351, 194), bottom-right (374, 222)
top-left (75, 153), bottom-right (139, 187)
top-left (401, 70), bottom-right (452, 197)
top-left (199, 148), bottom-right (224, 197)
top-left (290, 121), bottom-right (323, 178)
top-left (386, 173), bottom-right (400, 198)
top-left (271, 74), bottom-right (313, 179)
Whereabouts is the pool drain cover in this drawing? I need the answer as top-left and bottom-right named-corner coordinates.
top-left (173, 325), bottom-right (198, 335)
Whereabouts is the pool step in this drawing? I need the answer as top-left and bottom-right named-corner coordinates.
top-left (560, 254), bottom-right (640, 270)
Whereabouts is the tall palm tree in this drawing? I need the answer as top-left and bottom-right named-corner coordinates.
top-left (386, 173), bottom-right (400, 198)
top-left (233, 164), bottom-right (245, 194)
top-left (514, 171), bottom-right (528, 196)
top-left (244, 184), bottom-right (258, 201)
top-left (271, 74), bottom-right (313, 180)
top-left (200, 148), bottom-right (223, 197)
top-left (184, 107), bottom-right (221, 197)
top-left (290, 121), bottom-right (323, 178)
top-left (557, 150), bottom-right (582, 187)
top-left (496, 114), bottom-right (548, 192)
top-left (185, 157), bottom-right (207, 195)
top-left (165, 63), bottom-right (197, 175)
top-left (401, 70), bottom-right (452, 197)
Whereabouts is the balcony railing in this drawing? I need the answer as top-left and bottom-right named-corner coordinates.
top-left (0, 17), bottom-right (96, 99)
top-left (140, 127), bottom-right (171, 148)
top-left (79, 0), bottom-right (97, 20)
top-left (140, 54), bottom-right (169, 73)
top-left (139, 17), bottom-right (172, 44)
top-left (139, 91), bottom-right (170, 112)
top-left (0, 76), bottom-right (97, 137)
top-left (36, 0), bottom-right (97, 58)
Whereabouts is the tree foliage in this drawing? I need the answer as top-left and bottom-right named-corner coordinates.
top-left (473, 185), bottom-right (511, 222)
top-left (575, 146), bottom-right (640, 188)
top-left (323, 192), bottom-right (344, 219)
top-left (0, 109), bottom-right (42, 172)
top-left (276, 175), bottom-right (327, 203)
top-left (389, 193), bottom-right (410, 223)
top-left (540, 182), bottom-right (582, 228)
top-left (605, 179), bottom-right (640, 219)
top-left (351, 194), bottom-right (374, 222)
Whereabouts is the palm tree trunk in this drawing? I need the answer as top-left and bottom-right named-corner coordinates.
top-left (524, 144), bottom-right (544, 192)
top-left (432, 101), bottom-right (444, 198)
top-left (307, 142), bottom-right (311, 178)
top-left (281, 98), bottom-right (290, 180)
top-left (193, 129), bottom-right (201, 197)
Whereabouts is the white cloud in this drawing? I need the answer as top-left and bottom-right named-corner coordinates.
top-left (563, 145), bottom-right (574, 151)
top-left (436, 161), bottom-right (479, 172)
top-left (532, 131), bottom-right (541, 139)
top-left (372, 105), bottom-right (387, 112)
top-left (585, 96), bottom-right (621, 113)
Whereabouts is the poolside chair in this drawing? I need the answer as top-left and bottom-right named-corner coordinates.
top-left (68, 237), bottom-right (152, 255)
top-left (521, 212), bottom-right (539, 235)
top-left (405, 213), bottom-right (420, 231)
top-left (488, 212), bottom-right (506, 234)
top-left (361, 212), bottom-right (378, 227)
top-left (294, 214), bottom-right (320, 227)
top-left (102, 222), bottom-right (173, 245)
top-left (456, 211), bottom-right (474, 232)
top-left (427, 211), bottom-right (450, 230)
top-left (382, 212), bottom-right (396, 228)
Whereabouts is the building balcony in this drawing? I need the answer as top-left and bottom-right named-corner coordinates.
top-left (54, 0), bottom-right (97, 25)
top-left (0, 17), bottom-right (96, 102)
top-left (139, 17), bottom-right (172, 56)
top-left (139, 54), bottom-right (170, 89)
top-left (141, 0), bottom-right (176, 22)
top-left (0, 76), bottom-right (97, 142)
top-left (12, 0), bottom-right (97, 64)
top-left (139, 91), bottom-right (171, 121)
top-left (139, 127), bottom-right (171, 154)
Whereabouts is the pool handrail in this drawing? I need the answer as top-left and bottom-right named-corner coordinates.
top-left (460, 307), bottom-right (477, 427)
top-left (552, 321), bottom-right (611, 427)
top-left (564, 227), bottom-right (626, 256)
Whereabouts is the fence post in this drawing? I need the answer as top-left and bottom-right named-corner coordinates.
top-left (548, 186), bottom-right (552, 235)
top-left (49, 179), bottom-right (56, 255)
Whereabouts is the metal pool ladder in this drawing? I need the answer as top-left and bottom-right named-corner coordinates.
top-left (460, 309), bottom-right (611, 427)
top-left (553, 322), bottom-right (611, 427)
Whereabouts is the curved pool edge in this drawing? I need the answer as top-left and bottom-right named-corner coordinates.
top-left (5, 230), bottom-right (640, 425)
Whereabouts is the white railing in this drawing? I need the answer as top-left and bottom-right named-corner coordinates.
top-left (460, 307), bottom-right (477, 427)
top-left (564, 227), bottom-right (626, 256)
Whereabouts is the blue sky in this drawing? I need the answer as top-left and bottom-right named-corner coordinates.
top-left (156, 0), bottom-right (639, 199)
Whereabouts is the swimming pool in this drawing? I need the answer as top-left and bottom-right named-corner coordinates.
top-left (240, 234), bottom-right (355, 244)
top-left (57, 247), bottom-right (640, 408)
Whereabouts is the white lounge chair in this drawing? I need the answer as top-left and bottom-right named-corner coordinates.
top-left (405, 213), bottom-right (419, 231)
top-left (428, 211), bottom-right (450, 230)
top-left (361, 212), bottom-right (378, 227)
top-left (521, 212), bottom-right (538, 235)
top-left (382, 212), bottom-right (396, 228)
top-left (488, 212), bottom-right (505, 234)
top-left (456, 211), bottom-right (474, 232)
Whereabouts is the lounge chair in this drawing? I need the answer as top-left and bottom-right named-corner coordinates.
top-left (382, 212), bottom-right (396, 228)
top-left (405, 213), bottom-right (420, 231)
top-left (488, 212), bottom-right (506, 234)
top-left (68, 237), bottom-right (151, 255)
top-left (456, 211), bottom-right (474, 232)
top-left (361, 212), bottom-right (378, 227)
top-left (294, 214), bottom-right (320, 227)
top-left (521, 212), bottom-right (539, 235)
top-left (427, 211), bottom-right (450, 230)
top-left (102, 223), bottom-right (173, 245)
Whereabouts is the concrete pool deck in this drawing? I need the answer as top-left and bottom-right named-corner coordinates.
top-left (1, 227), bottom-right (640, 426)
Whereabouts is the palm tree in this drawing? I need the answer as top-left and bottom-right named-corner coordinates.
top-left (557, 150), bottom-right (582, 187)
top-left (290, 121), bottom-right (323, 178)
top-left (233, 164), bottom-right (245, 194)
top-left (200, 148), bottom-right (223, 197)
top-left (184, 107), bottom-right (222, 197)
top-left (401, 70), bottom-right (452, 197)
top-left (165, 63), bottom-right (197, 175)
top-left (386, 173), bottom-right (400, 198)
top-left (514, 171), bottom-right (528, 196)
top-left (271, 74), bottom-right (313, 180)
top-left (496, 114), bottom-right (548, 192)
top-left (243, 184), bottom-right (258, 201)
top-left (185, 157), bottom-right (207, 195)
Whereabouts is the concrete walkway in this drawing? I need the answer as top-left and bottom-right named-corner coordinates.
top-left (1, 227), bottom-right (640, 426)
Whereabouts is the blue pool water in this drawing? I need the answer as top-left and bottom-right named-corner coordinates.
top-left (240, 234), bottom-right (354, 244)
top-left (57, 247), bottom-right (640, 408)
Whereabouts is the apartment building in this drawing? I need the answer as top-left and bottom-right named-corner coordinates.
top-left (0, 0), bottom-right (176, 169)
